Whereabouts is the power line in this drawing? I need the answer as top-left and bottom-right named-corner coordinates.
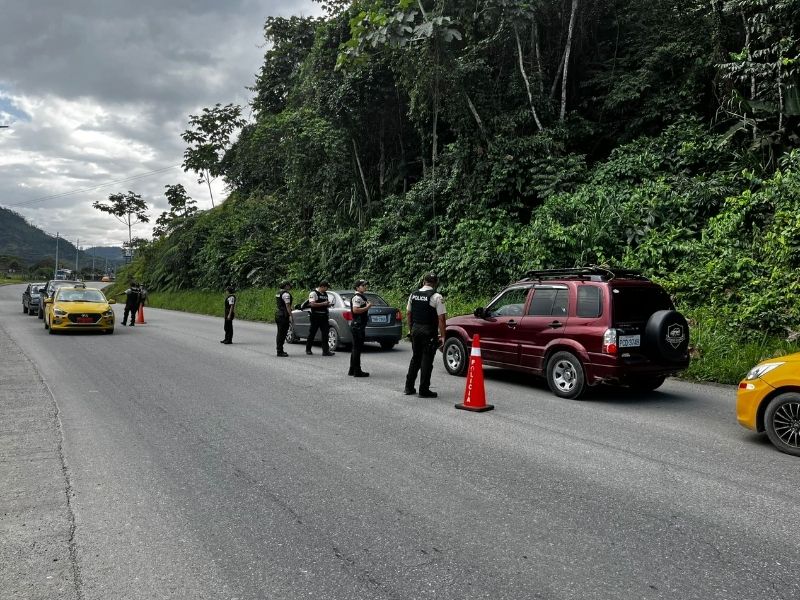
top-left (5, 164), bottom-right (182, 208)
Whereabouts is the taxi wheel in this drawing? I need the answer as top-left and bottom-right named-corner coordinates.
top-left (48, 323), bottom-right (55, 334)
top-left (764, 392), bottom-right (800, 457)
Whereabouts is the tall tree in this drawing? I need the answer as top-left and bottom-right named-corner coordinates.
top-left (181, 103), bottom-right (246, 207)
top-left (92, 191), bottom-right (150, 249)
top-left (153, 184), bottom-right (197, 238)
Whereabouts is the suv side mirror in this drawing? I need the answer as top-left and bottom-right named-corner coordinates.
top-left (473, 306), bottom-right (485, 318)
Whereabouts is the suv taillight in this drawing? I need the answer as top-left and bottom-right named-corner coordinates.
top-left (602, 328), bottom-right (618, 355)
top-left (343, 311), bottom-right (352, 321)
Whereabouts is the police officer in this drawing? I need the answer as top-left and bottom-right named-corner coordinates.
top-left (221, 286), bottom-right (236, 344)
top-left (348, 279), bottom-right (372, 377)
top-left (306, 280), bottom-right (333, 356)
top-left (404, 272), bottom-right (447, 398)
top-left (120, 280), bottom-right (140, 326)
top-left (275, 281), bottom-right (293, 357)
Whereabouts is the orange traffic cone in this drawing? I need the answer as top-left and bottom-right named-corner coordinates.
top-left (455, 334), bottom-right (494, 412)
top-left (136, 304), bottom-right (146, 324)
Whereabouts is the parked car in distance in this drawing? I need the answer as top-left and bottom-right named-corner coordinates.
top-left (101, 276), bottom-right (111, 282)
top-left (42, 282), bottom-right (116, 334)
top-left (737, 353), bottom-right (800, 457)
top-left (287, 290), bottom-right (402, 353)
top-left (442, 267), bottom-right (691, 399)
top-left (37, 279), bottom-right (82, 319)
top-left (22, 282), bottom-right (46, 315)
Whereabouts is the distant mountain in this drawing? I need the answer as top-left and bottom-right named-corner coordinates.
top-left (0, 206), bottom-right (123, 267)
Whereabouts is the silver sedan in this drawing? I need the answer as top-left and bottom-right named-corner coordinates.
top-left (286, 290), bottom-right (403, 353)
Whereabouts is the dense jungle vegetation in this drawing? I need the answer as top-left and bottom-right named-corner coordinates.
top-left (122, 0), bottom-right (800, 379)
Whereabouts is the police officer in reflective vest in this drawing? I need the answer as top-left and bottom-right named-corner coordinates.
top-left (120, 281), bottom-right (140, 326)
top-left (348, 279), bottom-right (373, 377)
top-left (404, 272), bottom-right (447, 398)
top-left (306, 280), bottom-right (333, 356)
top-left (275, 281), bottom-right (293, 357)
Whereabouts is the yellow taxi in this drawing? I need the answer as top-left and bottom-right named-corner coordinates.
top-left (737, 353), bottom-right (800, 456)
top-left (43, 283), bottom-right (116, 334)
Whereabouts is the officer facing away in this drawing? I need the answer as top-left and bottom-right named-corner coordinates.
top-left (348, 279), bottom-right (372, 377)
top-left (221, 286), bottom-right (236, 344)
top-left (306, 280), bottom-right (333, 356)
top-left (120, 281), bottom-right (140, 326)
top-left (404, 272), bottom-right (447, 398)
top-left (275, 281), bottom-right (293, 357)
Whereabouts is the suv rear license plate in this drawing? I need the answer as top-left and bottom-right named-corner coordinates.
top-left (619, 335), bottom-right (641, 348)
top-left (370, 315), bottom-right (388, 324)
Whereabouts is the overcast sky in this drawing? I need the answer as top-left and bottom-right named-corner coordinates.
top-left (0, 0), bottom-right (321, 248)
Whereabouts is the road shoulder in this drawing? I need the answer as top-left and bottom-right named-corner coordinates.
top-left (0, 321), bottom-right (78, 600)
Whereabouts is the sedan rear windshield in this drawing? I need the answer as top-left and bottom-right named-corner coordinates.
top-left (612, 286), bottom-right (673, 323)
top-left (340, 293), bottom-right (389, 307)
top-left (56, 290), bottom-right (106, 303)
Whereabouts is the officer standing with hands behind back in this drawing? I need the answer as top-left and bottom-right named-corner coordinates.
top-left (348, 279), bottom-right (372, 377)
top-left (275, 281), bottom-right (293, 357)
top-left (221, 286), bottom-right (236, 344)
top-left (404, 272), bottom-right (447, 398)
top-left (306, 280), bottom-right (334, 356)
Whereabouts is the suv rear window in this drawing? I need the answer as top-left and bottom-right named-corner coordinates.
top-left (577, 286), bottom-right (602, 318)
top-left (612, 286), bottom-right (673, 323)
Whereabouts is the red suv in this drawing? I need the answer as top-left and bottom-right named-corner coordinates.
top-left (443, 268), bottom-right (690, 398)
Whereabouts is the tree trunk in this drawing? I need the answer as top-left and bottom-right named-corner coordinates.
top-left (532, 18), bottom-right (544, 95)
top-left (379, 117), bottom-right (385, 199)
top-left (514, 23), bottom-right (544, 131)
top-left (465, 93), bottom-right (488, 141)
top-left (560, 0), bottom-right (580, 122)
top-left (352, 137), bottom-right (371, 219)
top-left (205, 170), bottom-right (215, 207)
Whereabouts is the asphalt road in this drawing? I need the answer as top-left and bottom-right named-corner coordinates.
top-left (1, 282), bottom-right (798, 600)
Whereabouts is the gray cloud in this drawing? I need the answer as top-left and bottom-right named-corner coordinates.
top-left (0, 0), bottom-right (322, 247)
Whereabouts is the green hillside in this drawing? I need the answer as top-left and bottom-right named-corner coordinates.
top-left (0, 206), bottom-right (123, 269)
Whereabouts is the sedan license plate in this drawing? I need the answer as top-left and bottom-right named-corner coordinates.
top-left (618, 334), bottom-right (640, 348)
top-left (370, 315), bottom-right (388, 324)
top-left (77, 317), bottom-right (94, 323)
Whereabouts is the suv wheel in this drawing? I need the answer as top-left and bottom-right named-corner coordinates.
top-left (443, 337), bottom-right (468, 376)
top-left (626, 376), bottom-right (666, 392)
top-left (764, 392), bottom-right (800, 457)
top-left (285, 324), bottom-right (300, 344)
top-left (546, 351), bottom-right (586, 399)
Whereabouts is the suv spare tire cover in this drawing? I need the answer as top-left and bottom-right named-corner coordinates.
top-left (644, 310), bottom-right (689, 362)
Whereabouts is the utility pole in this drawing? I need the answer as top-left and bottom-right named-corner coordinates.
top-left (54, 232), bottom-right (59, 279)
top-left (91, 247), bottom-right (96, 278)
top-left (75, 238), bottom-right (80, 274)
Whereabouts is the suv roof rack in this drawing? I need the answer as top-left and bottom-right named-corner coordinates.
top-left (523, 266), bottom-right (650, 282)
